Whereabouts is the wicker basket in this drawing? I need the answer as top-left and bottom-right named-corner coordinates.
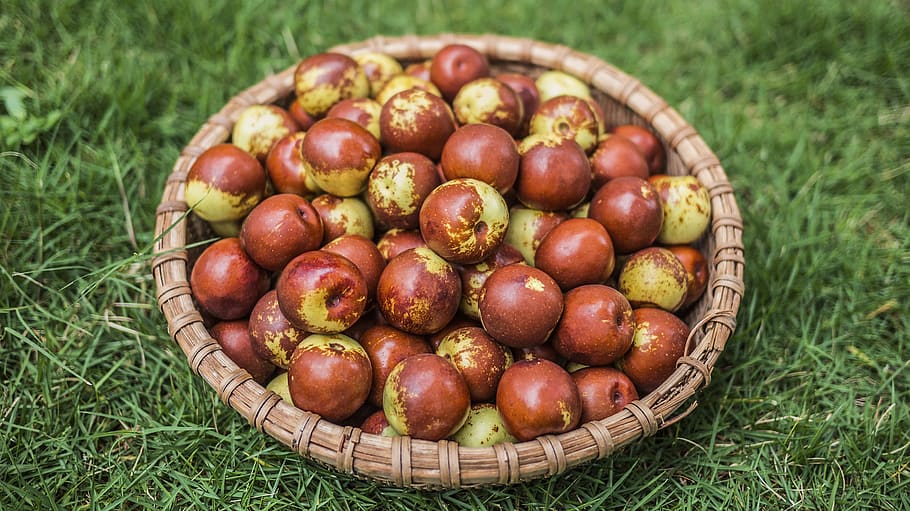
top-left (152, 34), bottom-right (745, 488)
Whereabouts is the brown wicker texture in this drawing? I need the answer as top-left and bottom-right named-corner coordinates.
top-left (153, 34), bottom-right (745, 488)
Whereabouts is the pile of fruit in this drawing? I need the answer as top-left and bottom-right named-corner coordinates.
top-left (184, 44), bottom-right (712, 447)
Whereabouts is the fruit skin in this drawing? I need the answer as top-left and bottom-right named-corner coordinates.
top-left (618, 247), bottom-right (689, 312)
top-left (450, 403), bottom-right (517, 447)
top-left (379, 88), bottom-right (457, 161)
top-left (613, 124), bottom-right (666, 174)
top-left (451, 78), bottom-right (524, 136)
top-left (184, 143), bottom-right (266, 224)
top-left (249, 290), bottom-right (307, 369)
top-left (209, 320), bottom-right (276, 385)
top-left (529, 95), bottom-right (600, 153)
top-left (366, 152), bottom-right (440, 231)
top-left (440, 123), bottom-right (520, 195)
top-left (383, 353), bottom-right (471, 441)
top-left (515, 134), bottom-right (591, 211)
top-left (571, 367), bottom-right (639, 423)
top-left (231, 104), bottom-right (300, 161)
top-left (360, 409), bottom-right (400, 437)
top-left (239, 193), bottom-right (323, 272)
top-left (496, 72), bottom-right (540, 136)
top-left (266, 371), bottom-right (292, 402)
top-left (495, 358), bottom-right (582, 441)
top-left (535, 70), bottom-right (591, 102)
top-left (326, 97), bottom-right (383, 141)
top-left (589, 134), bottom-right (650, 189)
top-left (190, 238), bottom-right (270, 320)
top-left (666, 244), bottom-right (710, 309)
top-left (376, 247), bottom-right (462, 335)
top-left (311, 194), bottom-right (375, 244)
top-left (321, 234), bottom-right (386, 305)
top-left (419, 178), bottom-right (510, 265)
top-left (375, 74), bottom-right (442, 105)
top-left (359, 324), bottom-right (432, 408)
top-left (587, 176), bottom-right (663, 254)
top-left (648, 174), bottom-right (712, 245)
top-left (266, 132), bottom-right (322, 197)
top-left (435, 326), bottom-right (514, 403)
top-left (479, 263), bottom-right (564, 348)
top-left (276, 250), bottom-right (368, 334)
top-left (300, 117), bottom-right (381, 197)
top-left (287, 333), bottom-right (372, 423)
top-left (616, 307), bottom-right (691, 394)
top-left (353, 51), bottom-right (403, 97)
top-left (294, 52), bottom-right (370, 117)
top-left (551, 284), bottom-right (634, 366)
top-left (429, 43), bottom-right (490, 102)
top-left (375, 228), bottom-right (428, 261)
top-left (504, 205), bottom-right (568, 265)
top-left (534, 218), bottom-right (615, 290)
top-left (457, 242), bottom-right (524, 320)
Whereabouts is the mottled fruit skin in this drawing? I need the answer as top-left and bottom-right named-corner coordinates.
top-left (430, 43), bottom-right (490, 102)
top-left (276, 250), bottom-right (368, 333)
top-left (383, 353), bottom-right (471, 441)
top-left (240, 193), bottom-right (323, 272)
top-left (613, 125), bottom-right (666, 174)
top-left (496, 358), bottom-right (582, 441)
top-left (287, 333), bottom-right (372, 423)
top-left (294, 52), bottom-right (370, 117)
top-left (534, 218), bottom-right (615, 290)
top-left (667, 244), bottom-right (710, 309)
top-left (376, 228), bottom-right (428, 261)
top-left (450, 403), bottom-right (516, 447)
top-left (516, 135), bottom-right (591, 211)
top-left (551, 284), bottom-right (634, 366)
top-left (452, 78), bottom-right (524, 136)
top-left (617, 307), bottom-right (691, 393)
top-left (184, 144), bottom-right (266, 224)
top-left (190, 238), bottom-right (270, 320)
top-left (436, 326), bottom-right (514, 403)
top-left (588, 176), bottom-right (663, 254)
top-left (496, 73), bottom-right (540, 136)
top-left (375, 74), bottom-right (442, 105)
top-left (322, 234), bottom-right (386, 304)
top-left (359, 324), bottom-right (432, 408)
top-left (360, 409), bottom-right (399, 437)
top-left (419, 178), bottom-right (510, 265)
top-left (249, 290), bottom-right (307, 369)
top-left (366, 152), bottom-right (440, 230)
top-left (479, 264), bottom-right (564, 348)
top-left (589, 134), bottom-right (650, 189)
top-left (618, 247), bottom-right (689, 312)
top-left (379, 88), bottom-right (457, 161)
top-left (440, 123), bottom-right (520, 194)
top-left (209, 320), bottom-right (276, 385)
top-left (353, 51), bottom-right (403, 97)
top-left (266, 132), bottom-right (321, 196)
top-left (571, 367), bottom-right (639, 423)
top-left (457, 242), bottom-right (524, 320)
top-left (311, 194), bottom-right (375, 244)
top-left (326, 97), bottom-right (383, 141)
top-left (300, 117), bottom-right (381, 197)
top-left (512, 342), bottom-right (563, 365)
top-left (649, 174), bottom-right (712, 245)
top-left (231, 104), bottom-right (300, 161)
top-left (504, 205), bottom-right (568, 265)
top-left (376, 247), bottom-right (461, 335)
top-left (529, 95), bottom-right (600, 153)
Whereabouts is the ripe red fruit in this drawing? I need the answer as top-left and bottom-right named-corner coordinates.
top-left (496, 358), bottom-right (581, 441)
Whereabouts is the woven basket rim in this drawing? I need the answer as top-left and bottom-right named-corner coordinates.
top-left (152, 33), bottom-right (745, 489)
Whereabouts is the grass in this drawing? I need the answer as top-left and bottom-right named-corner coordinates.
top-left (1, 0), bottom-right (909, 509)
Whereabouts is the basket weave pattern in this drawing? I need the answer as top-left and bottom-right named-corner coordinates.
top-left (152, 34), bottom-right (745, 488)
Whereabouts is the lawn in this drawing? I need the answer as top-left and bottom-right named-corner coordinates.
top-left (1, 0), bottom-right (909, 509)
